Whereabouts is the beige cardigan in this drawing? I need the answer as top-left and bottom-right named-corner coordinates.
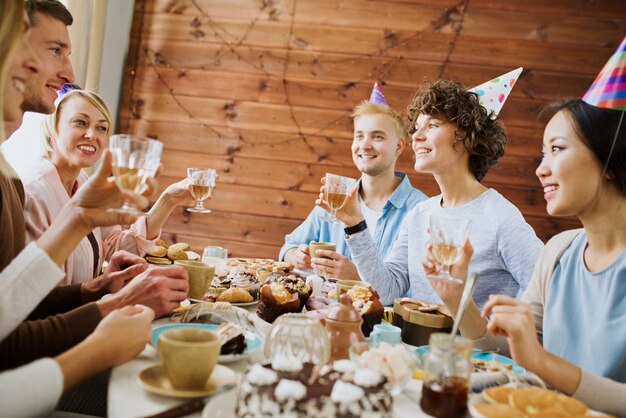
top-left (475, 229), bottom-right (626, 417)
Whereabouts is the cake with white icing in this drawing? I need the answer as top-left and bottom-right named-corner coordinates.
top-left (236, 358), bottom-right (392, 417)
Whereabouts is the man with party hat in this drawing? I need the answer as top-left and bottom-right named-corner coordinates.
top-left (320, 71), bottom-right (542, 308)
top-left (280, 83), bottom-right (427, 280)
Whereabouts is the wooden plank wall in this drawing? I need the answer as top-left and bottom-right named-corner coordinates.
top-left (118, 0), bottom-right (626, 258)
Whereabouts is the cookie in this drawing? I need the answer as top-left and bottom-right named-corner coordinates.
top-left (167, 242), bottom-right (190, 261)
top-left (156, 239), bottom-right (169, 248)
top-left (146, 256), bottom-right (172, 265)
top-left (147, 245), bottom-right (167, 257)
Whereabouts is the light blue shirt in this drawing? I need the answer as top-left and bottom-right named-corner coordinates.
top-left (544, 232), bottom-right (626, 383)
top-left (346, 189), bottom-right (544, 307)
top-left (278, 172), bottom-right (427, 261)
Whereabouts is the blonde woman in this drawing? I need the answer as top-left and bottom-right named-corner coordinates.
top-left (24, 89), bottom-right (194, 284)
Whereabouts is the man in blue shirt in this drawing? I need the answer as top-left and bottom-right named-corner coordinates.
top-left (279, 84), bottom-right (427, 280)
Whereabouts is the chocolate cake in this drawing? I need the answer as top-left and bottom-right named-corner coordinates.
top-left (215, 323), bottom-right (246, 355)
top-left (236, 358), bottom-right (392, 417)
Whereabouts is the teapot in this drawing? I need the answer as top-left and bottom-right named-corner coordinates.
top-left (324, 293), bottom-right (365, 361)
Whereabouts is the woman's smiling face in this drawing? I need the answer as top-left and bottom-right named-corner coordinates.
top-left (51, 95), bottom-right (110, 169)
top-left (536, 110), bottom-right (604, 217)
top-left (410, 113), bottom-right (467, 175)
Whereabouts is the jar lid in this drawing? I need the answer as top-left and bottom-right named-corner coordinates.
top-left (326, 293), bottom-right (361, 322)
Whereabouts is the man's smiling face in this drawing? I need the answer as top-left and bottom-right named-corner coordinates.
top-left (21, 11), bottom-right (75, 114)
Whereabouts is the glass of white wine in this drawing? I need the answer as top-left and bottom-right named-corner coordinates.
top-left (187, 168), bottom-right (217, 213)
top-left (320, 173), bottom-right (357, 224)
top-left (109, 134), bottom-right (163, 215)
top-left (428, 214), bottom-right (470, 283)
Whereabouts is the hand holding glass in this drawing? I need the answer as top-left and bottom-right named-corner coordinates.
top-left (109, 134), bottom-right (163, 215)
top-left (428, 214), bottom-right (470, 283)
top-left (187, 168), bottom-right (217, 213)
top-left (320, 173), bottom-right (356, 224)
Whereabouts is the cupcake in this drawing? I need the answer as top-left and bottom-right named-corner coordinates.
top-left (347, 286), bottom-right (384, 337)
top-left (256, 275), bottom-right (311, 323)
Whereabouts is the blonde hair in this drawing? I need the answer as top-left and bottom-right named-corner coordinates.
top-left (0, 0), bottom-right (27, 177)
top-left (351, 100), bottom-right (407, 140)
top-left (43, 89), bottom-right (113, 159)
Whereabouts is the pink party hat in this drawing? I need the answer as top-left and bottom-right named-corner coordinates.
top-left (583, 35), bottom-right (626, 111)
top-left (468, 67), bottom-right (523, 118)
top-left (369, 82), bottom-right (389, 106)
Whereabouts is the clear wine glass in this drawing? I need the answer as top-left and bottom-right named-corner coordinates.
top-left (187, 168), bottom-right (217, 213)
top-left (428, 214), bottom-right (470, 283)
top-left (109, 134), bottom-right (162, 215)
top-left (320, 173), bottom-right (357, 224)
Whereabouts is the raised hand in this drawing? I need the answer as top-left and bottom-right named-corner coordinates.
top-left (315, 176), bottom-right (363, 226)
top-left (423, 238), bottom-right (473, 307)
top-left (67, 151), bottom-right (155, 229)
top-left (160, 179), bottom-right (197, 208)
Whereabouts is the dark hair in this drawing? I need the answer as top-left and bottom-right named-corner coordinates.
top-left (407, 79), bottom-right (507, 181)
top-left (25, 0), bottom-right (73, 26)
top-left (547, 98), bottom-right (626, 196)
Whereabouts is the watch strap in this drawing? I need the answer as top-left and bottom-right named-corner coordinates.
top-left (344, 220), bottom-right (367, 236)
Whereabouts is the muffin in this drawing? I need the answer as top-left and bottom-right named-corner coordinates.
top-left (256, 275), bottom-right (311, 323)
top-left (347, 285), bottom-right (384, 337)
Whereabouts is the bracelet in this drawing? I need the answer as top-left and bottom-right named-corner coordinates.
top-left (344, 220), bottom-right (367, 236)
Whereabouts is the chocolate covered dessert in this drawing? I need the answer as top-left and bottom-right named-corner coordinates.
top-left (236, 358), bottom-right (392, 418)
top-left (256, 275), bottom-right (311, 323)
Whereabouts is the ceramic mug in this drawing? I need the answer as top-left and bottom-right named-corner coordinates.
top-left (370, 323), bottom-right (402, 347)
top-left (308, 241), bottom-right (336, 259)
top-left (157, 328), bottom-right (220, 390)
top-left (174, 260), bottom-right (215, 300)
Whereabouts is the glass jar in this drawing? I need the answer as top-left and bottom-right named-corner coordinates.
top-left (264, 313), bottom-right (330, 365)
top-left (419, 333), bottom-right (472, 418)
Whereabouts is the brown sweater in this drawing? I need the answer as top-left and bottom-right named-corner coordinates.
top-left (0, 173), bottom-right (102, 372)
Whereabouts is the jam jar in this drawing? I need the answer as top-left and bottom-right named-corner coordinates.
top-left (419, 333), bottom-right (472, 418)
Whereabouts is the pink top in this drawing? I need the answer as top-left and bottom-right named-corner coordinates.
top-left (24, 159), bottom-right (157, 285)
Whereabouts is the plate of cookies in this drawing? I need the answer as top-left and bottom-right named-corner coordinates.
top-left (145, 239), bottom-right (201, 265)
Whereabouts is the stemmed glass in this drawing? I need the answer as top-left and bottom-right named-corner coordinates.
top-left (109, 134), bottom-right (163, 215)
top-left (187, 168), bottom-right (217, 213)
top-left (320, 173), bottom-right (357, 223)
top-left (428, 214), bottom-right (470, 283)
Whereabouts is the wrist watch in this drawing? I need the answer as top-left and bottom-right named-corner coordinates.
top-left (344, 220), bottom-right (367, 236)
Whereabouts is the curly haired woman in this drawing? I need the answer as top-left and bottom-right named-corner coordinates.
top-left (317, 79), bottom-right (543, 307)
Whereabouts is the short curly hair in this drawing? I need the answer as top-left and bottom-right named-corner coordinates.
top-left (407, 79), bottom-right (507, 181)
